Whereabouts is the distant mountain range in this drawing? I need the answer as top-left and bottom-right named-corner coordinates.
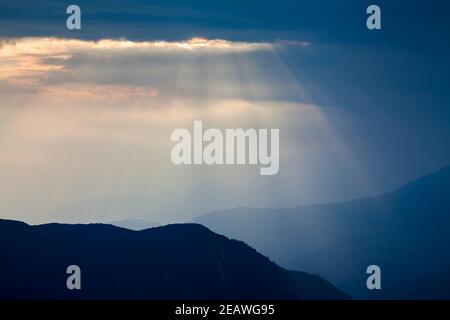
top-left (193, 165), bottom-right (450, 299)
top-left (0, 220), bottom-right (348, 300)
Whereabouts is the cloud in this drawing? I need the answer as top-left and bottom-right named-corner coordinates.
top-left (0, 37), bottom-right (276, 98)
top-left (0, 38), bottom-right (16, 49)
top-left (0, 36), bottom-right (314, 106)
top-left (42, 84), bottom-right (159, 101)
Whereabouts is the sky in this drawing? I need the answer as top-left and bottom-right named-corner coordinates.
top-left (1, 0), bottom-right (450, 224)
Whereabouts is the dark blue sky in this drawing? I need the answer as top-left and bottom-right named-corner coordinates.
top-left (0, 0), bottom-right (449, 46)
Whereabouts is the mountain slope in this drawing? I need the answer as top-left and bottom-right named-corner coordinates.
top-left (193, 165), bottom-right (450, 299)
top-left (0, 219), bottom-right (348, 300)
top-left (109, 219), bottom-right (159, 231)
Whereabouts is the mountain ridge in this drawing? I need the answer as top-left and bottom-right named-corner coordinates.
top-left (193, 164), bottom-right (450, 299)
top-left (0, 219), bottom-right (349, 300)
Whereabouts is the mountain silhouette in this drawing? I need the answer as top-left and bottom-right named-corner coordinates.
top-left (193, 165), bottom-right (450, 299)
top-left (0, 220), bottom-right (348, 300)
top-left (109, 219), bottom-right (159, 231)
